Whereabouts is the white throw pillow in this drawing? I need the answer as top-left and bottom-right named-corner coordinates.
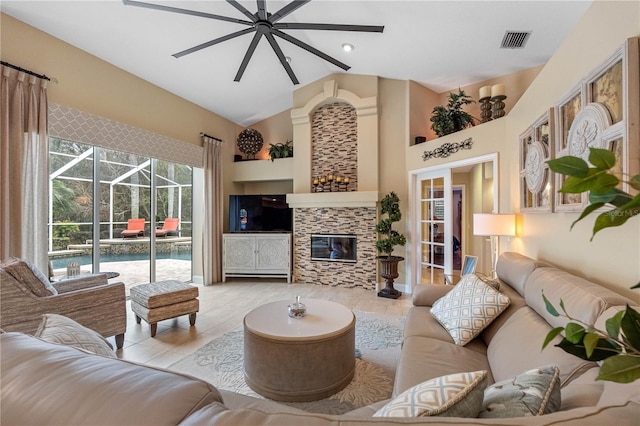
top-left (431, 274), bottom-right (510, 346)
top-left (34, 314), bottom-right (116, 357)
top-left (374, 370), bottom-right (488, 417)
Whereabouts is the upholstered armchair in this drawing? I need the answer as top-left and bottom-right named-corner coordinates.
top-left (0, 258), bottom-right (126, 348)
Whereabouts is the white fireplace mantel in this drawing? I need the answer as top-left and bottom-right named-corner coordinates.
top-left (286, 191), bottom-right (379, 209)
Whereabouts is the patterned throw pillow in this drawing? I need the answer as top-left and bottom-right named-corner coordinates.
top-left (479, 365), bottom-right (561, 418)
top-left (34, 314), bottom-right (116, 358)
top-left (374, 371), bottom-right (488, 417)
top-left (431, 274), bottom-right (510, 346)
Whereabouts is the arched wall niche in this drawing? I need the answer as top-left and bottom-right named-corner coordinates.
top-left (290, 80), bottom-right (379, 193)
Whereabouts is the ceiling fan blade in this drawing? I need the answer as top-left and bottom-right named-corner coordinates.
top-left (256, 0), bottom-right (267, 20)
top-left (122, 0), bottom-right (253, 25)
top-left (173, 27), bottom-right (256, 58)
top-left (274, 23), bottom-right (384, 32)
top-left (235, 32), bottom-right (263, 82)
top-left (226, 0), bottom-right (258, 22)
top-left (264, 33), bottom-right (299, 85)
top-left (272, 29), bottom-right (350, 71)
top-left (270, 0), bottom-right (311, 23)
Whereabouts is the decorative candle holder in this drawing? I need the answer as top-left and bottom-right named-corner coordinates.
top-left (312, 175), bottom-right (350, 192)
top-left (491, 95), bottom-right (507, 119)
top-left (479, 96), bottom-right (493, 123)
top-left (288, 296), bottom-right (306, 319)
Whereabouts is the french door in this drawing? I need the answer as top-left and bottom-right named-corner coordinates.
top-left (415, 168), bottom-right (452, 285)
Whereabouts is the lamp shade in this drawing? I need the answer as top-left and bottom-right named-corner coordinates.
top-left (473, 213), bottom-right (516, 236)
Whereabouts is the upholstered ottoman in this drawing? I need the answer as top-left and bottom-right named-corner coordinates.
top-left (130, 281), bottom-right (199, 337)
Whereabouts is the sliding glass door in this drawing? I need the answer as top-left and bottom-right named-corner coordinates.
top-left (48, 138), bottom-right (193, 291)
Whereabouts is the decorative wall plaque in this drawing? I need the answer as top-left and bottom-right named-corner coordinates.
top-left (520, 110), bottom-right (554, 212)
top-left (422, 138), bottom-right (473, 161)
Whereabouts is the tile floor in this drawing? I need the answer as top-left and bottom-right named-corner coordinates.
top-left (109, 279), bottom-right (414, 369)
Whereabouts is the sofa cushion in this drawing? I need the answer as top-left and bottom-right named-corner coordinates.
top-left (374, 370), bottom-right (488, 417)
top-left (412, 284), bottom-right (454, 307)
top-left (524, 267), bottom-right (632, 329)
top-left (480, 281), bottom-right (528, 346)
top-left (404, 307), bottom-right (488, 355)
top-left (2, 258), bottom-right (57, 297)
top-left (479, 365), bottom-right (561, 418)
top-left (0, 332), bottom-right (223, 426)
top-left (560, 367), bottom-right (603, 411)
top-left (34, 313), bottom-right (116, 358)
top-left (394, 336), bottom-right (493, 396)
top-left (431, 274), bottom-right (510, 346)
top-left (487, 307), bottom-right (596, 387)
top-left (495, 252), bottom-right (548, 296)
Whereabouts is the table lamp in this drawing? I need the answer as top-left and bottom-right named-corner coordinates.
top-left (473, 213), bottom-right (516, 278)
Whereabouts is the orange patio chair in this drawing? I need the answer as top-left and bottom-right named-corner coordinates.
top-left (156, 218), bottom-right (180, 237)
top-left (121, 218), bottom-right (145, 238)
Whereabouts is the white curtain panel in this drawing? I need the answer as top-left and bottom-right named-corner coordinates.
top-left (202, 135), bottom-right (224, 285)
top-left (0, 65), bottom-right (49, 273)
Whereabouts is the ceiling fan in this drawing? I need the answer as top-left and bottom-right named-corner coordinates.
top-left (122, 0), bottom-right (384, 84)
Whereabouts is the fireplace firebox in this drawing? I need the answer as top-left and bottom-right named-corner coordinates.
top-left (311, 234), bottom-right (357, 263)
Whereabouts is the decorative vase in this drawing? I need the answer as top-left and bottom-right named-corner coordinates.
top-left (377, 255), bottom-right (403, 299)
top-left (237, 128), bottom-right (263, 159)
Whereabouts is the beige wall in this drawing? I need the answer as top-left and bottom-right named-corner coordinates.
top-left (240, 109), bottom-right (294, 161)
top-left (504, 0), bottom-right (640, 301)
top-left (0, 14), bottom-right (237, 149)
top-left (409, 81), bottom-right (439, 144)
top-left (379, 78), bottom-right (409, 283)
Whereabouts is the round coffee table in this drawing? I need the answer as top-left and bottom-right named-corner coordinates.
top-left (243, 298), bottom-right (355, 402)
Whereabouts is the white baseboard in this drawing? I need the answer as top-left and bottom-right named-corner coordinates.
top-left (192, 275), bottom-right (204, 285)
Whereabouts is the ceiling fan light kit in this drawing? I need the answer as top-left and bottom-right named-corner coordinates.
top-left (122, 0), bottom-right (384, 85)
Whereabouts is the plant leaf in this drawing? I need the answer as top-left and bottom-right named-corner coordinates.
top-left (570, 202), bottom-right (604, 230)
top-left (542, 327), bottom-right (565, 350)
top-left (559, 170), bottom-right (601, 194)
top-left (559, 299), bottom-right (568, 316)
top-left (588, 147), bottom-right (616, 170)
top-left (605, 310), bottom-right (624, 339)
top-left (542, 293), bottom-right (560, 317)
top-left (565, 322), bottom-right (586, 344)
top-left (629, 174), bottom-right (640, 191)
top-left (597, 355), bottom-right (640, 383)
top-left (583, 332), bottom-right (600, 358)
top-left (589, 188), bottom-right (632, 207)
top-left (591, 173), bottom-right (620, 194)
top-left (620, 306), bottom-right (640, 351)
top-left (591, 208), bottom-right (633, 239)
top-left (556, 336), bottom-right (619, 361)
top-left (631, 281), bottom-right (640, 290)
top-left (547, 156), bottom-right (589, 177)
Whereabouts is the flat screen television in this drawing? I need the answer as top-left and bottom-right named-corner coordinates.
top-left (229, 194), bottom-right (292, 232)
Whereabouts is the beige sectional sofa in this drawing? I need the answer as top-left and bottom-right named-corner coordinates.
top-left (2, 252), bottom-right (639, 425)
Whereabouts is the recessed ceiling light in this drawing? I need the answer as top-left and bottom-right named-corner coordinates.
top-left (342, 43), bottom-right (354, 52)
top-left (285, 56), bottom-right (292, 63)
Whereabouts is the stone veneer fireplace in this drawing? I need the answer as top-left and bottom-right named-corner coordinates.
top-left (288, 80), bottom-right (380, 289)
top-left (294, 207), bottom-right (376, 289)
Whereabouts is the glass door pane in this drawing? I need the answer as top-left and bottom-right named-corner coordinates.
top-left (48, 138), bottom-right (95, 278)
top-left (417, 172), bottom-right (451, 284)
top-left (154, 160), bottom-right (193, 282)
top-left (101, 148), bottom-right (151, 290)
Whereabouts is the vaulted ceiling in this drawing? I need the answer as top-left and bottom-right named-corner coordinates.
top-left (2, 1), bottom-right (592, 126)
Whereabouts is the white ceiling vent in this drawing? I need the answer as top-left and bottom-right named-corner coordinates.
top-left (501, 31), bottom-right (531, 49)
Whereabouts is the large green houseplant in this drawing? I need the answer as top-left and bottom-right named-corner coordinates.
top-left (268, 139), bottom-right (293, 161)
top-left (376, 192), bottom-right (407, 299)
top-left (430, 89), bottom-right (476, 137)
top-left (542, 147), bottom-right (640, 383)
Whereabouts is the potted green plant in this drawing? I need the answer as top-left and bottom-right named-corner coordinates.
top-left (376, 192), bottom-right (407, 299)
top-left (268, 139), bottom-right (293, 161)
top-left (542, 147), bottom-right (640, 383)
top-left (430, 89), bottom-right (476, 137)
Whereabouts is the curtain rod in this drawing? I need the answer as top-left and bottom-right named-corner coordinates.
top-left (200, 132), bottom-right (222, 142)
top-left (1, 60), bottom-right (54, 82)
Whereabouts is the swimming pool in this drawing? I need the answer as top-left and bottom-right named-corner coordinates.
top-left (50, 252), bottom-right (192, 269)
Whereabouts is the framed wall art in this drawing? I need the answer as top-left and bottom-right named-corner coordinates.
top-left (554, 37), bottom-right (639, 212)
top-left (520, 109), bottom-right (555, 212)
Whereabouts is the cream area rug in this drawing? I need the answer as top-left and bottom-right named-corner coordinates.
top-left (169, 311), bottom-right (404, 415)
